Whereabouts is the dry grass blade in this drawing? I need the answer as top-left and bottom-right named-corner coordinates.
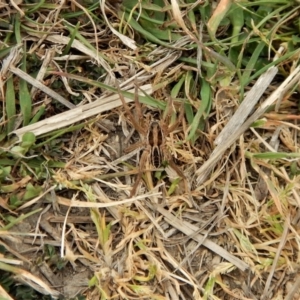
top-left (0, 284), bottom-right (14, 300)
top-left (56, 192), bottom-right (161, 208)
top-left (215, 66), bottom-right (278, 146)
top-left (100, 0), bottom-right (136, 50)
top-left (0, 44), bottom-right (22, 78)
top-left (285, 275), bottom-right (300, 300)
top-left (196, 64), bottom-right (300, 185)
top-left (10, 66), bottom-right (75, 109)
top-left (12, 84), bottom-right (153, 140)
top-left (253, 126), bottom-right (281, 201)
top-left (155, 205), bottom-right (249, 272)
top-left (0, 261), bottom-right (60, 298)
top-left (29, 32), bottom-right (112, 74)
top-left (261, 215), bottom-right (290, 299)
top-left (2, 1), bottom-right (300, 299)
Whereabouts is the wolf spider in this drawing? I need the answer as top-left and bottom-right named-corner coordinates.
top-left (118, 85), bottom-right (187, 197)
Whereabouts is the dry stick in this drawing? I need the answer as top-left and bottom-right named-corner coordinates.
top-left (214, 66), bottom-right (278, 146)
top-left (261, 215), bottom-right (290, 300)
top-left (196, 65), bottom-right (300, 185)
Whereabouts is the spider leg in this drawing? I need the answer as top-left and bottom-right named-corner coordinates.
top-left (116, 81), bottom-right (146, 135)
top-left (124, 140), bottom-right (144, 154)
top-left (130, 146), bottom-right (150, 197)
top-left (133, 83), bottom-right (144, 129)
top-left (161, 98), bottom-right (185, 135)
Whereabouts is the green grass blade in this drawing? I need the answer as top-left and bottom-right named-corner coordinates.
top-left (19, 50), bottom-right (32, 126)
top-left (249, 152), bottom-right (300, 160)
top-left (123, 11), bottom-right (179, 47)
top-left (29, 104), bottom-right (45, 125)
top-left (5, 76), bottom-right (16, 134)
top-left (13, 13), bottom-right (21, 44)
top-left (171, 75), bottom-right (185, 98)
top-left (228, 4), bottom-right (244, 45)
top-left (187, 78), bottom-right (211, 141)
top-left (63, 21), bottom-right (81, 55)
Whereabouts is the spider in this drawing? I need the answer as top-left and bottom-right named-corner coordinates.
top-left (118, 84), bottom-right (187, 197)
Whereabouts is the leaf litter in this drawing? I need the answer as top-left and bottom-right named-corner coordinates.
top-left (0, 1), bottom-right (300, 299)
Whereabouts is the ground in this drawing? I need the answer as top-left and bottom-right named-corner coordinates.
top-left (0, 1), bottom-right (300, 300)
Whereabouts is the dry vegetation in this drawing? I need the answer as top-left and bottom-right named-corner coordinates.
top-left (1, 0), bottom-right (300, 299)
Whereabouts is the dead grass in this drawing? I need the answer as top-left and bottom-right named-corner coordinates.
top-left (1, 0), bottom-right (300, 299)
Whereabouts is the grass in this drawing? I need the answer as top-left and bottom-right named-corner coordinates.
top-left (0, 0), bottom-right (300, 299)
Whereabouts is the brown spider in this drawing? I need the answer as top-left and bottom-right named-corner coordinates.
top-left (118, 84), bottom-right (187, 197)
